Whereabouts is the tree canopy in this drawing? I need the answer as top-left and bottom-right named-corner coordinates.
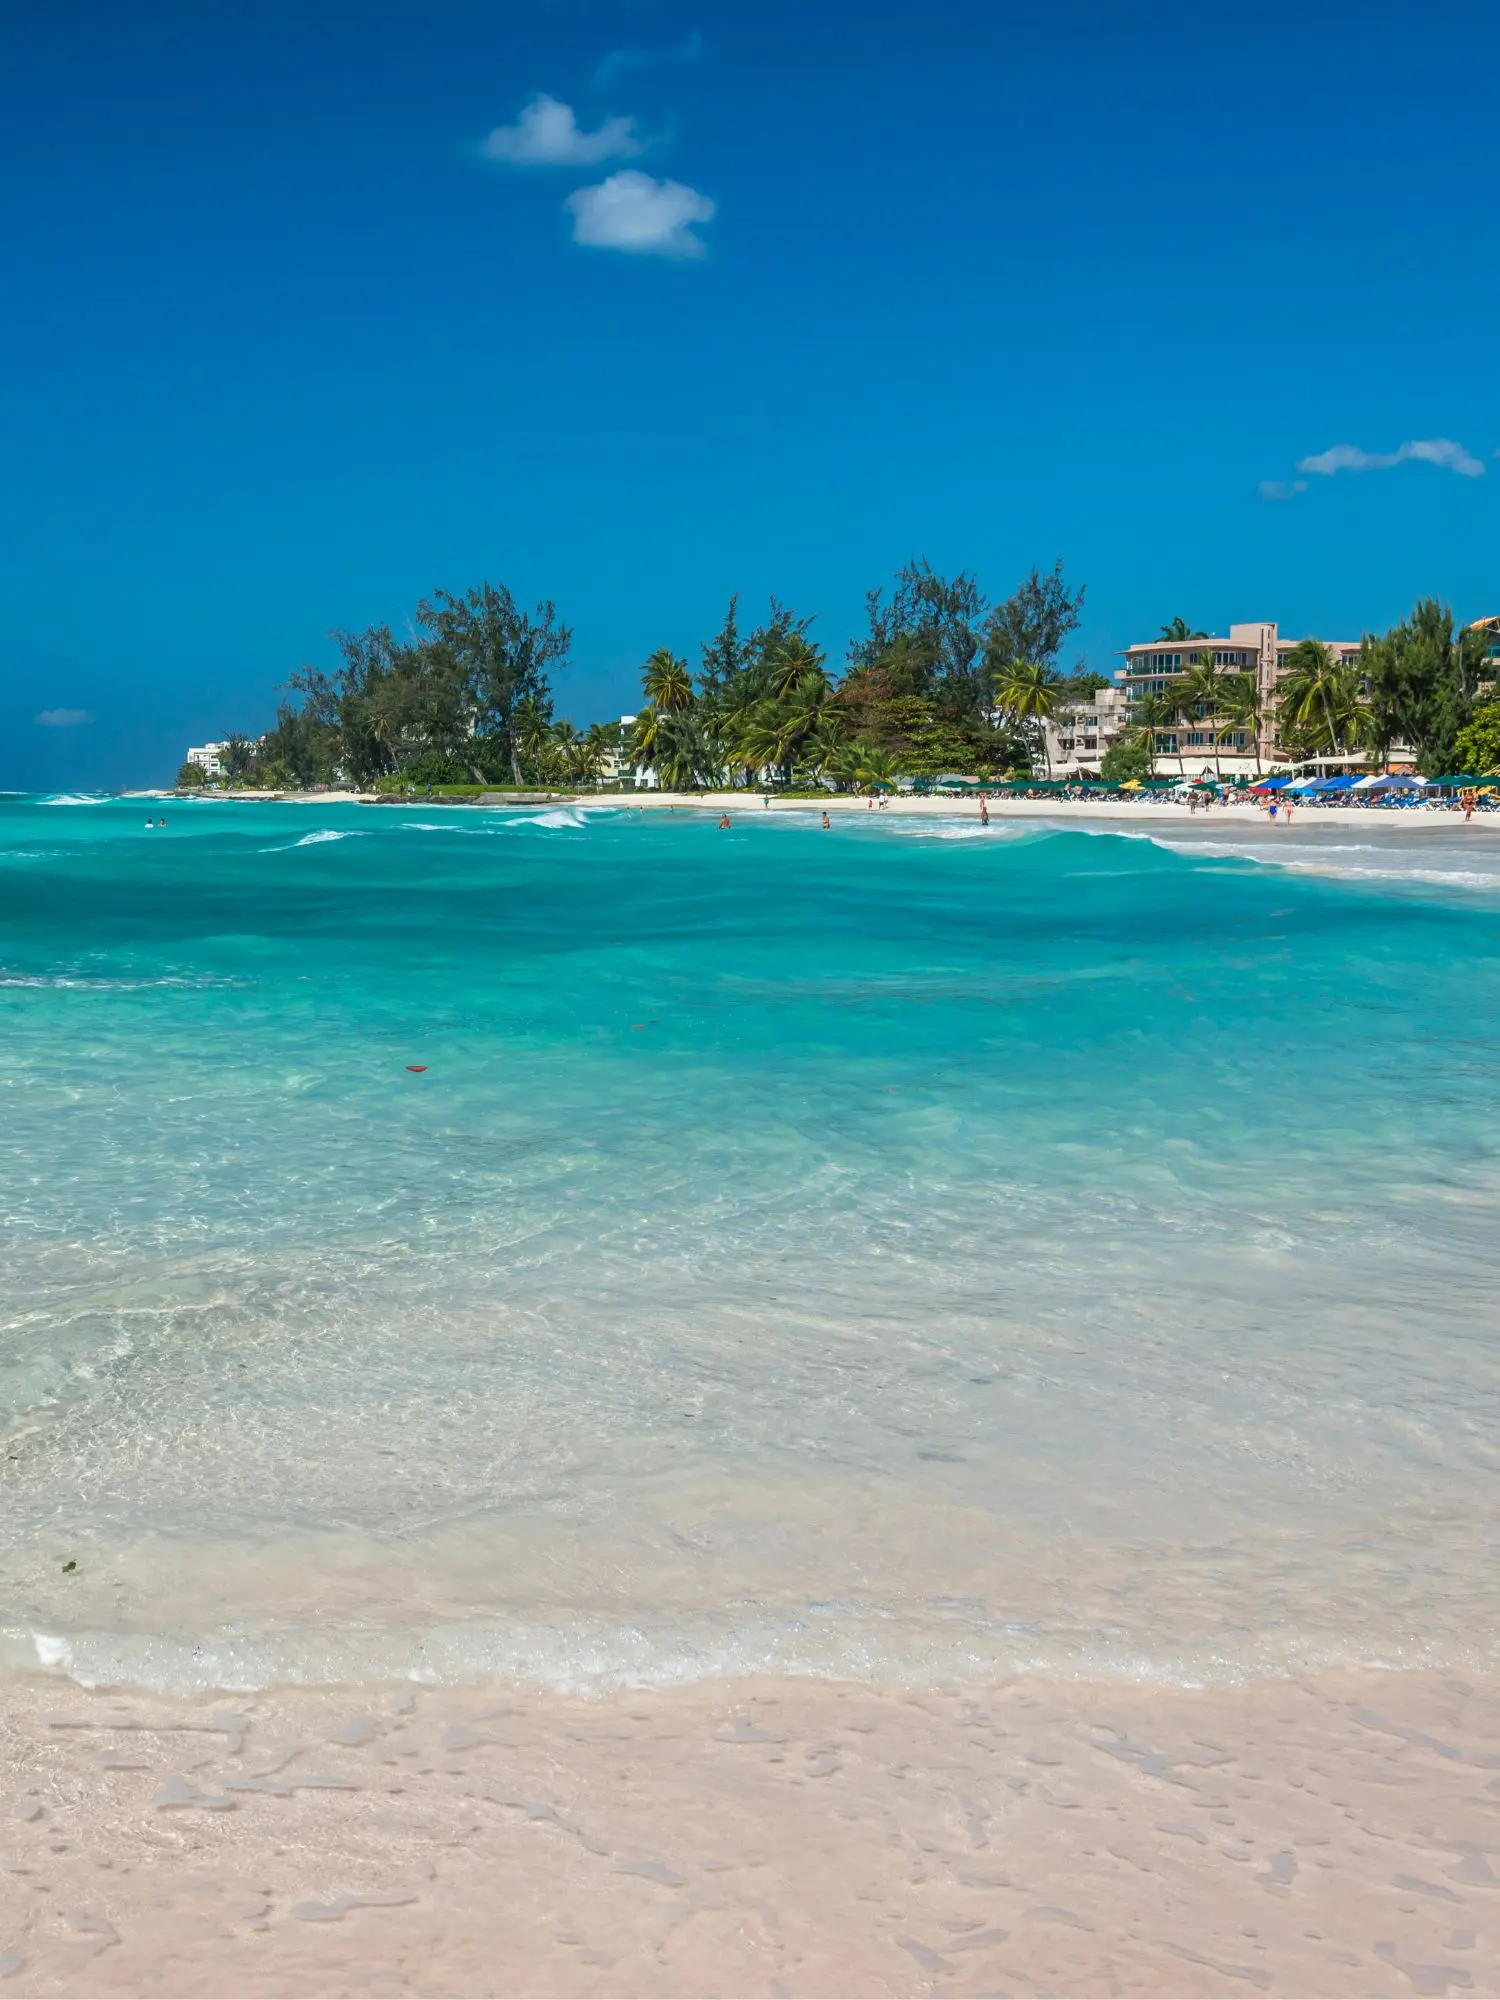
top-left (196, 557), bottom-right (1089, 792)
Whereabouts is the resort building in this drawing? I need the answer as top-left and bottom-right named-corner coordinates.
top-left (1048, 682), bottom-right (1129, 776)
top-left (1468, 615), bottom-right (1500, 669)
top-left (602, 715), bottom-right (646, 786)
top-left (1119, 622), bottom-right (1363, 774)
top-left (185, 741), bottom-right (228, 777)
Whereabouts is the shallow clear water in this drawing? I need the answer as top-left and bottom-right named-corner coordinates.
top-left (2, 796), bottom-right (1499, 1694)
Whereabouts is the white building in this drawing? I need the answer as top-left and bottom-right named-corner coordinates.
top-left (1048, 682), bottom-right (1130, 776)
top-left (185, 741), bottom-right (228, 778)
top-left (598, 715), bottom-right (647, 786)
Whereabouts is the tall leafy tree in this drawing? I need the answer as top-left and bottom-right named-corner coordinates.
top-left (1361, 599), bottom-right (1489, 775)
top-left (985, 561), bottom-right (1086, 682)
top-left (849, 559), bottom-right (988, 718)
top-left (697, 596), bottom-right (750, 701)
top-left (416, 582), bottom-right (571, 786)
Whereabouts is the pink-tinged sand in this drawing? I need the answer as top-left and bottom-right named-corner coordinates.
top-left (3, 1670), bottom-right (1498, 1996)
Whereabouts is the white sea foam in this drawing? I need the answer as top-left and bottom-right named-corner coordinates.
top-left (0, 971), bottom-right (233, 990)
top-left (1137, 828), bottom-right (1500, 892)
top-left (39, 793), bottom-right (108, 807)
top-left (887, 819), bottom-right (1036, 842)
top-left (259, 827), bottom-right (363, 851)
top-left (511, 807), bottom-right (591, 829)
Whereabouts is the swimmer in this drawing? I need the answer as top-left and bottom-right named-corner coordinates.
top-left (157, 817), bottom-right (165, 827)
top-left (718, 813), bottom-right (731, 829)
top-left (821, 811), bottom-right (830, 829)
top-left (980, 798), bottom-right (989, 826)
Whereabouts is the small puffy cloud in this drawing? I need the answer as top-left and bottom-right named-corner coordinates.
top-left (35, 707), bottom-right (92, 727)
top-left (566, 170), bottom-right (715, 258)
top-left (1258, 478), bottom-right (1308, 501)
top-left (1297, 437), bottom-right (1485, 479)
top-left (480, 94), bottom-right (641, 167)
top-left (594, 31), bottom-right (704, 88)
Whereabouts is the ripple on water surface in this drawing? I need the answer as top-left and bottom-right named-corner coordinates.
top-left (2, 795), bottom-right (1499, 1692)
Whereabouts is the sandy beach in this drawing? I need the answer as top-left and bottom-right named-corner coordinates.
top-left (155, 785), bottom-right (1500, 832)
top-left (5, 1668), bottom-right (1498, 1997)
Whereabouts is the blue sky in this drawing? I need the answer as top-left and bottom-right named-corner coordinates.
top-left (3, 0), bottom-right (1499, 787)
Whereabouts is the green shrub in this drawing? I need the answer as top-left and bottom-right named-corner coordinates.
top-left (1100, 734), bottom-right (1154, 783)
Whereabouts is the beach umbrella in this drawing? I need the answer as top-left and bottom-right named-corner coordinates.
top-left (1355, 773), bottom-right (1428, 791)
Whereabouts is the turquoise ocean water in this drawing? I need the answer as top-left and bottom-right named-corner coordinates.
top-left (2, 795), bottom-right (1499, 1695)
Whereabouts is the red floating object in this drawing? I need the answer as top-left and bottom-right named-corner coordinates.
top-left (405, 1064), bottom-right (428, 1072)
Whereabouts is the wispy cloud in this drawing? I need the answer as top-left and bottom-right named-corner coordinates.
top-left (1297, 437), bottom-right (1486, 479)
top-left (34, 707), bottom-right (91, 727)
top-left (566, 171), bottom-right (715, 258)
top-left (1258, 479), bottom-right (1308, 502)
top-left (479, 94), bottom-right (642, 167)
top-left (594, 31), bottom-right (703, 89)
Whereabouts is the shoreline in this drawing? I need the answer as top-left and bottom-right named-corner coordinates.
top-left (4, 1665), bottom-right (1495, 1996)
top-left (142, 785), bottom-right (1500, 830)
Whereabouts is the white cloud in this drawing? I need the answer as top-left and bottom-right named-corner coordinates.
top-left (34, 707), bottom-right (91, 727)
top-left (480, 94), bottom-right (641, 167)
top-left (1297, 437), bottom-right (1485, 479)
top-left (566, 171), bottom-right (715, 258)
top-left (1258, 478), bottom-right (1308, 502)
top-left (594, 31), bottom-right (704, 88)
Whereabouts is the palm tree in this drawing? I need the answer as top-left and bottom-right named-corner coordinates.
top-left (565, 731), bottom-right (603, 786)
top-left (512, 695), bottom-right (553, 780)
top-left (766, 634), bottom-right (826, 701)
top-left (797, 721), bottom-right (846, 787)
top-left (991, 659), bottom-right (1061, 775)
top-left (1215, 672), bottom-right (1263, 773)
top-left (852, 744), bottom-right (898, 794)
top-left (1277, 640), bottom-right (1369, 761)
top-left (583, 722), bottom-right (614, 783)
top-left (1123, 691), bottom-right (1176, 778)
top-left (1159, 616), bottom-right (1195, 641)
top-left (654, 710), bottom-right (709, 791)
top-left (1168, 649), bottom-right (1232, 776)
top-left (642, 648), bottom-right (694, 714)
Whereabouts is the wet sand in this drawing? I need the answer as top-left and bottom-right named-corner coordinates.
top-left (3, 1669), bottom-right (1497, 1996)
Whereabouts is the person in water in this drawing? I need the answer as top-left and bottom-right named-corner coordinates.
top-left (719, 813), bottom-right (731, 829)
top-left (821, 811), bottom-right (831, 829)
top-left (980, 798), bottom-right (989, 825)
